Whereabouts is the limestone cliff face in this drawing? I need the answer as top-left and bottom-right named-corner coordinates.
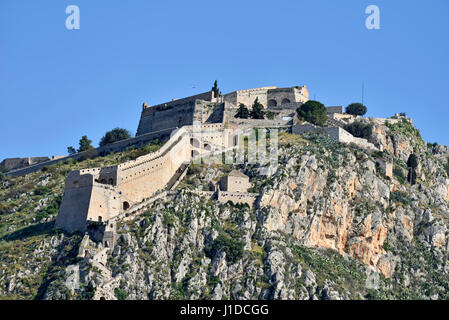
top-left (257, 148), bottom-right (396, 277)
top-left (3, 122), bottom-right (449, 300)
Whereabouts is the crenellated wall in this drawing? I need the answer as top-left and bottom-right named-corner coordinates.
top-left (56, 125), bottom-right (239, 233)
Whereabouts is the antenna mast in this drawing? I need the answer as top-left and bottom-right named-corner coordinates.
top-left (362, 81), bottom-right (365, 105)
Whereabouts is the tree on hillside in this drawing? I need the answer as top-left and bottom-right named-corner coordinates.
top-left (250, 98), bottom-right (265, 119)
top-left (407, 154), bottom-right (419, 185)
top-left (407, 154), bottom-right (418, 169)
top-left (346, 103), bottom-right (367, 116)
top-left (235, 103), bottom-right (250, 119)
top-left (212, 80), bottom-right (219, 97)
top-left (78, 136), bottom-right (93, 153)
top-left (67, 146), bottom-right (76, 155)
top-left (0, 165), bottom-right (8, 181)
top-left (99, 127), bottom-right (132, 147)
top-left (344, 122), bottom-right (373, 139)
top-left (296, 100), bottom-right (328, 126)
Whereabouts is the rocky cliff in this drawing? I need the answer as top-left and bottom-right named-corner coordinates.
top-left (1, 118), bottom-right (449, 300)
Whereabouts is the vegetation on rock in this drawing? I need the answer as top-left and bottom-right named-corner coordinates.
top-left (296, 100), bottom-right (328, 126)
top-left (346, 103), bottom-right (367, 116)
top-left (99, 128), bottom-right (132, 147)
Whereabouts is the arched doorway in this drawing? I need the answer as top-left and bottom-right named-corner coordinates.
top-left (98, 216), bottom-right (102, 223)
top-left (268, 99), bottom-right (277, 107)
top-left (123, 201), bottom-right (130, 211)
top-left (204, 143), bottom-right (212, 151)
top-left (190, 138), bottom-right (200, 148)
top-left (281, 98), bottom-right (291, 105)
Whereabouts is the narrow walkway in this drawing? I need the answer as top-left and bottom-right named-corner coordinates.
top-left (166, 162), bottom-right (190, 190)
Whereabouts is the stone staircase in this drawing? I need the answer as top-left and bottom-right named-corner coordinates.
top-left (326, 117), bottom-right (346, 129)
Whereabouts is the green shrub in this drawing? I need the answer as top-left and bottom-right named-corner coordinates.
top-left (204, 233), bottom-right (244, 265)
top-left (393, 166), bottom-right (406, 184)
top-left (36, 195), bottom-right (62, 221)
top-left (444, 158), bottom-right (449, 177)
top-left (346, 103), bottom-right (367, 116)
top-left (99, 128), bottom-right (132, 147)
top-left (390, 191), bottom-right (411, 206)
top-left (344, 122), bottom-right (373, 139)
top-left (114, 287), bottom-right (128, 300)
top-left (34, 185), bottom-right (51, 196)
top-left (266, 111), bottom-right (275, 120)
top-left (296, 100), bottom-right (328, 126)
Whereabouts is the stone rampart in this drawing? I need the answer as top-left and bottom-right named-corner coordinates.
top-left (217, 191), bottom-right (258, 208)
top-left (6, 128), bottom-right (174, 177)
top-left (1, 157), bottom-right (50, 171)
top-left (292, 124), bottom-right (379, 151)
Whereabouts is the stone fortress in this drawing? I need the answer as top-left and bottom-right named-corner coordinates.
top-left (56, 84), bottom-right (312, 236)
top-left (2, 83), bottom-right (404, 246)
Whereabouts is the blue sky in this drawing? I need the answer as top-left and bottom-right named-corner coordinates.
top-left (1, 0), bottom-right (448, 159)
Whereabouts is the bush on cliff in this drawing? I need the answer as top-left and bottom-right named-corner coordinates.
top-left (296, 100), bottom-right (328, 126)
top-left (444, 158), bottom-right (449, 177)
top-left (99, 128), bottom-right (132, 147)
top-left (344, 122), bottom-right (373, 139)
top-left (205, 233), bottom-right (244, 265)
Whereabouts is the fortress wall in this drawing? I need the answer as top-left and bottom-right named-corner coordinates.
top-left (198, 126), bottom-right (226, 150)
top-left (292, 123), bottom-right (319, 135)
top-left (292, 125), bottom-right (378, 151)
top-left (326, 106), bottom-right (344, 114)
top-left (137, 101), bottom-right (196, 136)
top-left (85, 183), bottom-right (121, 223)
top-left (267, 87), bottom-right (308, 107)
top-left (6, 128), bottom-right (174, 177)
top-left (1, 157), bottom-right (50, 171)
top-left (267, 88), bottom-right (297, 106)
top-left (223, 91), bottom-right (238, 106)
top-left (228, 118), bottom-right (291, 129)
top-left (224, 87), bottom-right (277, 108)
top-left (293, 86), bottom-right (309, 102)
top-left (118, 127), bottom-right (187, 171)
top-left (326, 127), bottom-right (379, 151)
top-left (117, 131), bottom-right (191, 204)
top-left (199, 101), bottom-right (225, 124)
top-left (97, 166), bottom-right (119, 185)
top-left (141, 91), bottom-right (214, 117)
top-left (236, 88), bottom-right (269, 108)
top-left (56, 171), bottom-right (95, 233)
top-left (217, 191), bottom-right (257, 208)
